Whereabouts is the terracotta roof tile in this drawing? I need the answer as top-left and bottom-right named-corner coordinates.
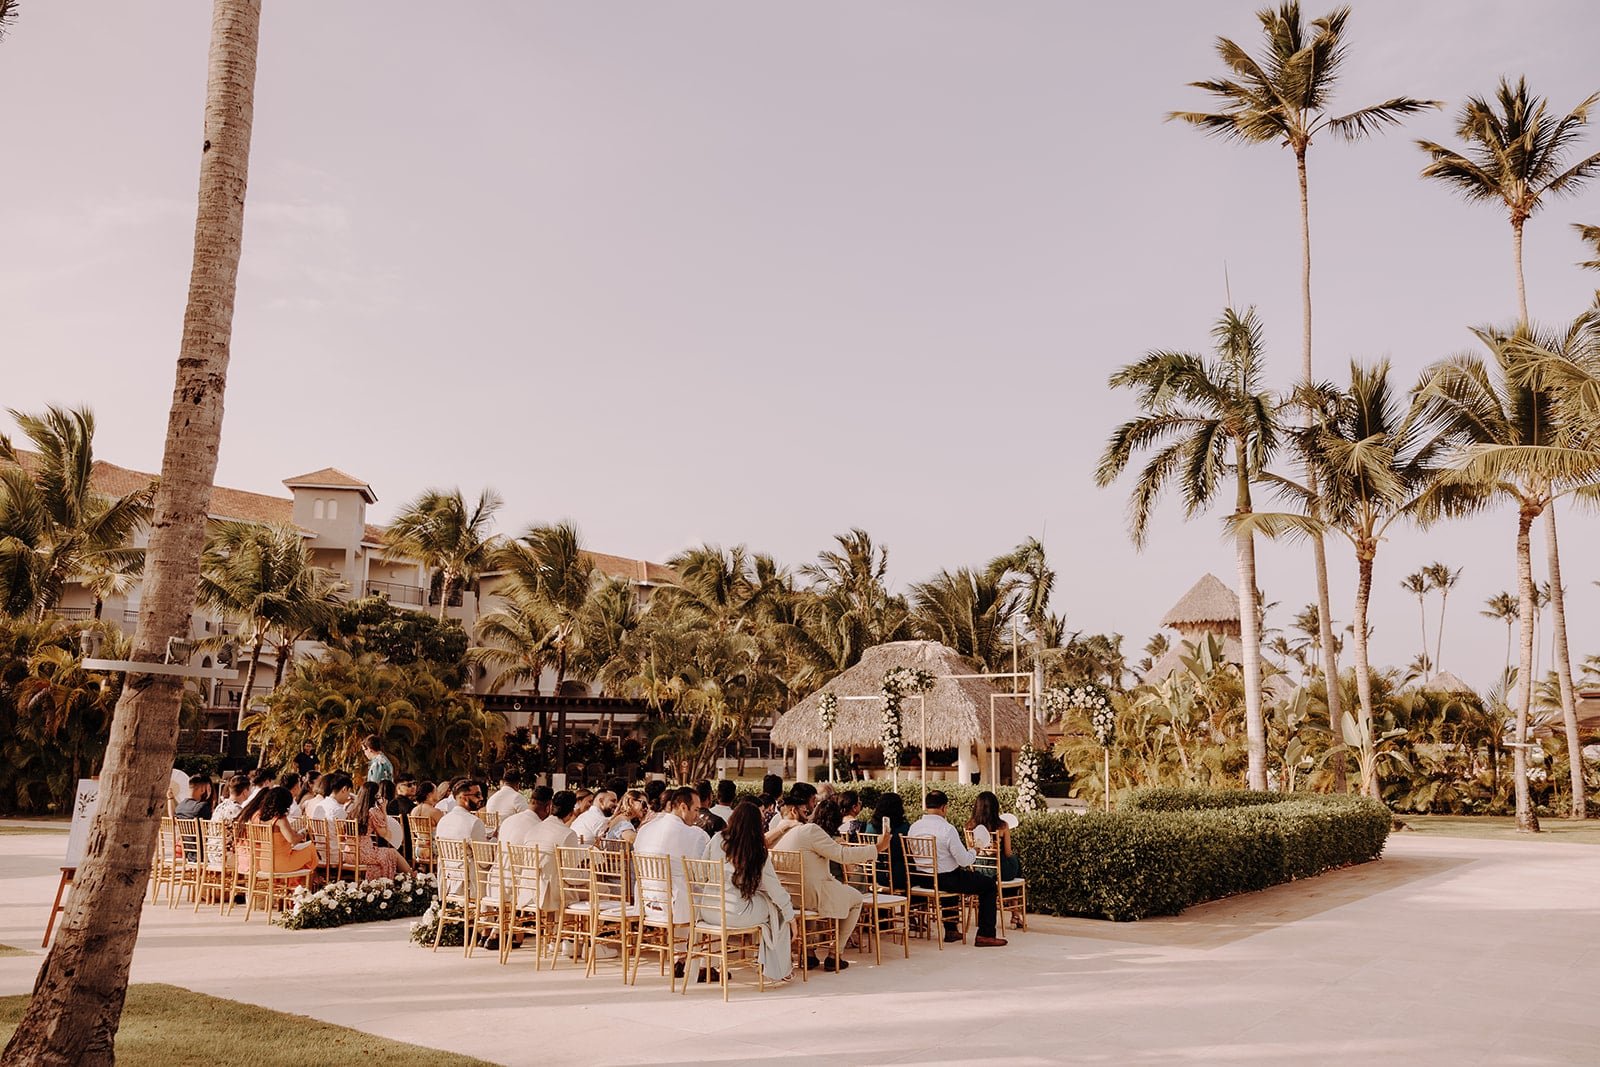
top-left (282, 467), bottom-right (376, 503)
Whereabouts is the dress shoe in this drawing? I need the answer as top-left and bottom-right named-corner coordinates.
top-left (943, 929), bottom-right (965, 944)
top-left (974, 935), bottom-right (1009, 947)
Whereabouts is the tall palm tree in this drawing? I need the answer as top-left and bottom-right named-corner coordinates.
top-left (1097, 308), bottom-right (1279, 789)
top-left (1419, 78), bottom-right (1600, 326)
top-left (1269, 362), bottom-right (1446, 796)
top-left (1171, 3), bottom-right (1439, 782)
top-left (198, 521), bottom-right (344, 728)
top-left (1417, 323), bottom-right (1600, 828)
top-left (382, 488), bottom-right (502, 621)
top-left (1400, 571), bottom-right (1431, 671)
top-left (6, 4), bottom-right (262, 1060)
top-left (1423, 562), bottom-right (1463, 672)
top-left (0, 406), bottom-right (154, 620)
top-left (1481, 591), bottom-right (1519, 677)
top-left (908, 567), bottom-right (1022, 672)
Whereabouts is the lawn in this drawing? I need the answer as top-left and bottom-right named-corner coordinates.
top-left (0, 826), bottom-right (68, 835)
top-left (1397, 815), bottom-right (1600, 845)
top-left (0, 945), bottom-right (28, 958)
top-left (0, 984), bottom-right (497, 1066)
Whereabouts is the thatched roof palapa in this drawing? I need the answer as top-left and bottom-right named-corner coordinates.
top-left (1420, 671), bottom-right (1476, 695)
top-left (768, 640), bottom-right (1032, 750)
top-left (1160, 573), bottom-right (1241, 630)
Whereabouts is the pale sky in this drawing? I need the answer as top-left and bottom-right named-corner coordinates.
top-left (5, 2), bottom-right (1600, 690)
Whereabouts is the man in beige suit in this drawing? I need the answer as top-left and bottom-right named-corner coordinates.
top-left (774, 795), bottom-right (886, 973)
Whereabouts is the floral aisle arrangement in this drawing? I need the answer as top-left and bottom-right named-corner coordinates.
top-left (1015, 742), bottom-right (1044, 813)
top-left (880, 667), bottom-right (935, 771)
top-left (408, 897), bottom-right (463, 947)
top-left (272, 873), bottom-right (436, 930)
top-left (1040, 683), bottom-right (1117, 810)
top-left (819, 690), bottom-right (840, 782)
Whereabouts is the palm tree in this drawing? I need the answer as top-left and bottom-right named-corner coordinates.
top-left (6, 4), bottom-right (262, 1060)
top-left (1423, 562), bottom-right (1463, 671)
top-left (1577, 223), bottom-right (1600, 269)
top-left (1097, 307), bottom-right (1279, 789)
top-left (0, 406), bottom-right (154, 620)
top-left (908, 567), bottom-right (1022, 672)
top-left (1482, 592), bottom-right (1520, 677)
top-left (382, 488), bottom-right (502, 621)
top-left (1400, 571), bottom-right (1431, 671)
top-left (1171, 3), bottom-right (1439, 778)
top-left (1270, 362), bottom-right (1445, 796)
top-left (1418, 78), bottom-right (1600, 326)
top-left (1417, 324), bottom-right (1600, 828)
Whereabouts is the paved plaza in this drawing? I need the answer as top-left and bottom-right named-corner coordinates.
top-left (2, 827), bottom-right (1595, 1065)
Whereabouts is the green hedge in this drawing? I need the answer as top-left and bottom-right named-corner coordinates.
top-left (1013, 788), bottom-right (1391, 921)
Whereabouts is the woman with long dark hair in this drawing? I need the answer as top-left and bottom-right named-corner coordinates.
top-left (349, 780), bottom-right (412, 878)
top-left (248, 786), bottom-right (318, 874)
top-left (966, 790), bottom-right (1020, 881)
top-left (872, 792), bottom-right (911, 891)
top-left (703, 801), bottom-right (795, 983)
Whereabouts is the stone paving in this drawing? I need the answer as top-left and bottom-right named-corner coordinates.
top-left (2, 826), bottom-right (1596, 1065)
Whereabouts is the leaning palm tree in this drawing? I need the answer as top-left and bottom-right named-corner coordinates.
top-left (1423, 562), bottom-right (1463, 672)
top-left (0, 406), bottom-right (153, 620)
top-left (5, 4), bottom-right (262, 1061)
top-left (382, 487), bottom-right (502, 620)
top-left (1419, 77), bottom-right (1600, 326)
top-left (1417, 323), bottom-right (1600, 828)
top-left (1097, 307), bottom-right (1279, 789)
top-left (1268, 362), bottom-right (1447, 796)
top-left (1481, 592), bottom-right (1520, 678)
top-left (1171, 4), bottom-right (1440, 779)
top-left (1400, 571), bottom-right (1431, 671)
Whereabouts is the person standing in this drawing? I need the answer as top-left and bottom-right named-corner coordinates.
top-left (293, 741), bottom-right (317, 777)
top-left (907, 791), bottom-right (1006, 947)
top-left (362, 735), bottom-right (394, 784)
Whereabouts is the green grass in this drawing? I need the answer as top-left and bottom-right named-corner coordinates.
top-left (1397, 815), bottom-right (1600, 845)
top-left (0, 983), bottom-right (497, 1066)
top-left (0, 944), bottom-right (28, 958)
top-left (0, 825), bottom-right (68, 835)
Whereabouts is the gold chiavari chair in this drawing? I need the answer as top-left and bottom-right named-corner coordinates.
top-left (585, 847), bottom-right (640, 981)
top-left (480, 809), bottom-right (501, 835)
top-left (842, 855), bottom-right (909, 964)
top-left (500, 842), bottom-right (551, 968)
top-left (172, 818), bottom-right (204, 908)
top-left (631, 851), bottom-right (679, 990)
top-left (770, 849), bottom-right (838, 981)
top-left (901, 835), bottom-right (960, 948)
top-left (333, 819), bottom-right (367, 882)
top-left (196, 820), bottom-right (238, 913)
top-left (681, 857), bottom-right (766, 1002)
top-left (468, 840), bottom-right (506, 957)
top-left (407, 814), bottom-right (436, 874)
top-left (307, 817), bottom-right (335, 881)
top-left (149, 817), bottom-right (179, 905)
top-left (964, 832), bottom-right (1027, 935)
top-left (239, 822), bottom-right (314, 922)
top-left (553, 845), bottom-right (595, 972)
top-left (432, 838), bottom-right (477, 956)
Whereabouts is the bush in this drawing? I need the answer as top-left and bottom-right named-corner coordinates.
top-left (272, 873), bottom-right (436, 930)
top-left (1013, 788), bottom-right (1390, 921)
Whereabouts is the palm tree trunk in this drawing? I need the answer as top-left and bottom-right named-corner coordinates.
top-left (437, 572), bottom-right (454, 622)
top-left (3, 5), bottom-right (260, 1061)
top-left (1234, 463), bottom-right (1266, 791)
top-left (1512, 217), bottom-right (1530, 328)
top-left (1352, 544), bottom-right (1380, 799)
top-left (1435, 588), bottom-right (1449, 672)
top-left (1504, 620), bottom-right (1513, 681)
top-left (1416, 595), bottom-right (1429, 672)
top-left (1512, 505), bottom-right (1540, 832)
top-left (237, 631), bottom-right (263, 730)
top-left (1543, 505), bottom-right (1586, 819)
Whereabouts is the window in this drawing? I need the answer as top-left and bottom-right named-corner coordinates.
top-left (313, 499), bottom-right (325, 520)
top-left (326, 498), bottom-right (337, 520)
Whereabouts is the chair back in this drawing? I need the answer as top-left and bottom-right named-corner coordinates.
top-left (175, 817), bottom-right (202, 863)
top-left (480, 809), bottom-right (501, 833)
top-left (770, 848), bottom-right (805, 905)
top-left (468, 839), bottom-right (501, 901)
top-left (244, 821), bottom-right (277, 875)
top-left (307, 817), bottom-right (333, 870)
top-left (556, 845), bottom-right (594, 912)
top-left (902, 835), bottom-right (940, 885)
top-left (632, 851), bottom-right (674, 925)
top-left (501, 842), bottom-right (546, 912)
top-left (682, 857), bottom-right (730, 927)
top-left (288, 814), bottom-right (308, 835)
top-left (407, 814), bottom-right (436, 869)
top-left (588, 845), bottom-right (630, 914)
top-left (335, 818), bottom-right (365, 876)
top-left (156, 817), bottom-right (177, 865)
top-left (200, 819), bottom-right (235, 871)
top-left (434, 837), bottom-right (474, 903)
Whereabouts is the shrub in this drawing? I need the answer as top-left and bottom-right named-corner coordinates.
top-left (272, 873), bottom-right (436, 930)
top-left (1013, 788), bottom-right (1390, 921)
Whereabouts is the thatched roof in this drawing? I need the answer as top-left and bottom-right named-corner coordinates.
top-left (1161, 573), bottom-right (1240, 629)
top-left (1420, 671), bottom-right (1476, 695)
top-left (768, 640), bottom-right (1033, 750)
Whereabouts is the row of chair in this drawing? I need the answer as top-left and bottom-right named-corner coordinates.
top-left (149, 817), bottom-right (318, 922)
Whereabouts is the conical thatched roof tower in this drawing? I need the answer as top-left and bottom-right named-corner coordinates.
top-left (1145, 573), bottom-right (1243, 683)
top-left (1420, 671), bottom-right (1475, 695)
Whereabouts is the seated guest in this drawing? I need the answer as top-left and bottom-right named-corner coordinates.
top-left (756, 792), bottom-right (778, 830)
top-left (858, 787), bottom-right (881, 828)
top-left (641, 780), bottom-right (668, 823)
top-left (313, 772), bottom-right (354, 825)
top-left (246, 786), bottom-right (318, 875)
top-left (695, 780), bottom-right (713, 814)
top-left (573, 789), bottom-right (594, 818)
top-left (696, 809), bottom-right (726, 852)
top-left (486, 769), bottom-right (530, 817)
top-left (602, 790), bottom-right (647, 844)
top-left (763, 791), bottom-right (809, 847)
top-left (702, 802), bottom-right (795, 984)
top-left (967, 790), bottom-right (1021, 881)
top-left (246, 766), bottom-right (275, 804)
top-left (775, 798), bottom-right (885, 973)
top-left (278, 772), bottom-right (304, 818)
top-left (709, 780), bottom-right (736, 822)
top-left (298, 771), bottom-right (321, 813)
top-left (817, 781), bottom-right (837, 804)
top-left (503, 789), bottom-right (580, 911)
top-left (634, 786), bottom-right (709, 969)
top-left (175, 774), bottom-right (214, 822)
top-left (212, 774), bottom-right (250, 824)
top-left (837, 791), bottom-right (865, 837)
top-left (872, 793), bottom-right (911, 891)
top-left (761, 774), bottom-right (784, 829)
top-left (791, 782), bottom-right (819, 817)
top-left (908, 791), bottom-right (1005, 947)
top-left (389, 777), bottom-right (416, 817)
top-left (349, 781), bottom-right (412, 878)
top-left (410, 781), bottom-right (440, 824)
top-left (529, 784), bottom-right (554, 821)
top-left (434, 780), bottom-right (487, 843)
top-left (435, 779), bottom-right (461, 815)
top-left (572, 789), bottom-right (616, 845)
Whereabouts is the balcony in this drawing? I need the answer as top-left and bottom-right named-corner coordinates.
top-left (56, 606), bottom-right (94, 620)
top-left (365, 579), bottom-right (426, 606)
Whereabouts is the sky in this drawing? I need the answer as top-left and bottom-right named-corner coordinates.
top-left (4, 2), bottom-right (1600, 692)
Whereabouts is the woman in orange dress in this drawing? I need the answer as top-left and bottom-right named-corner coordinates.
top-left (248, 786), bottom-right (319, 875)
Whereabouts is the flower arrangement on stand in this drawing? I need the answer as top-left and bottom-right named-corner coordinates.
top-left (1015, 742), bottom-right (1044, 813)
top-left (272, 872), bottom-right (436, 930)
top-left (880, 667), bottom-right (934, 783)
top-left (1040, 683), bottom-right (1117, 810)
top-left (819, 691), bottom-right (839, 782)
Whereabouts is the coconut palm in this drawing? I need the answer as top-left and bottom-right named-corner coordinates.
top-left (1400, 571), bottom-right (1431, 670)
top-left (198, 522), bottom-right (343, 729)
top-left (1268, 362), bottom-right (1447, 796)
top-left (1423, 562), bottom-right (1463, 672)
top-left (6, 4), bottom-right (262, 1060)
top-left (908, 567), bottom-right (1022, 673)
top-left (1482, 592), bottom-right (1520, 677)
top-left (1418, 78), bottom-right (1600, 326)
top-left (1417, 324), bottom-right (1600, 828)
top-left (1171, 4), bottom-right (1439, 774)
top-left (0, 406), bottom-right (154, 620)
top-left (1577, 223), bottom-right (1600, 271)
top-left (382, 488), bottom-right (502, 621)
top-left (1096, 307), bottom-right (1279, 789)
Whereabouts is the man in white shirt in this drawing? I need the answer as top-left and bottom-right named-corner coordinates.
top-left (907, 791), bottom-right (1005, 947)
top-left (501, 789), bottom-right (581, 912)
top-left (485, 770), bottom-right (530, 818)
top-left (571, 790), bottom-right (616, 845)
top-left (313, 773), bottom-right (354, 825)
top-left (633, 786), bottom-right (708, 928)
top-left (434, 780), bottom-right (487, 843)
top-left (708, 780), bottom-right (736, 823)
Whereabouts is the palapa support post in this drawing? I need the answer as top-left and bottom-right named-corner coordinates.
top-left (827, 728), bottom-right (835, 784)
top-left (1103, 749), bottom-right (1111, 812)
top-left (918, 695), bottom-right (928, 807)
top-left (42, 867), bottom-right (74, 947)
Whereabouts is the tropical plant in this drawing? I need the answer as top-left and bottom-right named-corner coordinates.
top-left (7, 4), bottom-right (263, 1059)
top-left (382, 487), bottom-right (502, 620)
top-left (1423, 562), bottom-right (1463, 671)
top-left (908, 566), bottom-right (1021, 672)
top-left (1400, 570), bottom-right (1432, 673)
top-left (1171, 3), bottom-right (1439, 779)
top-left (1096, 307), bottom-right (1280, 789)
top-left (1482, 592), bottom-right (1520, 677)
top-left (0, 406), bottom-right (153, 620)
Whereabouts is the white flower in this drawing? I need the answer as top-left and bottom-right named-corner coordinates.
top-left (379, 902), bottom-right (387, 910)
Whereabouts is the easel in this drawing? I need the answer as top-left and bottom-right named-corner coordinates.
top-left (42, 867), bottom-right (75, 947)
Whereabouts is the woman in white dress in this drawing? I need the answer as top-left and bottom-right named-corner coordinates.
top-left (701, 801), bottom-right (795, 984)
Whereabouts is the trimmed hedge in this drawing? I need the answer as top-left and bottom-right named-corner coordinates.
top-left (1014, 788), bottom-right (1390, 921)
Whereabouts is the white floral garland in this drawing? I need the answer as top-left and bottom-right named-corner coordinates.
top-left (274, 872), bottom-right (436, 930)
top-left (1040, 683), bottom-right (1116, 747)
top-left (818, 690), bottom-right (839, 731)
top-left (1015, 742), bottom-right (1044, 813)
top-left (880, 667), bottom-right (934, 767)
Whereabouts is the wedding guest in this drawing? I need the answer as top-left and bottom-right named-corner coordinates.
top-left (486, 769), bottom-right (530, 817)
top-left (837, 791), bottom-right (865, 837)
top-left (572, 789), bottom-right (616, 844)
top-left (212, 774), bottom-right (250, 824)
top-left (529, 784), bottom-right (554, 821)
top-left (634, 787), bottom-right (708, 926)
top-left (872, 793), bottom-right (911, 892)
top-left (709, 780), bottom-right (736, 823)
top-left (573, 789), bottom-right (594, 818)
top-left (908, 791), bottom-right (1005, 947)
top-left (175, 774), bottom-right (214, 821)
top-left (349, 781), bottom-right (411, 878)
top-left (410, 781), bottom-right (440, 824)
top-left (775, 798), bottom-right (884, 972)
top-left (435, 779), bottom-right (460, 815)
top-left (314, 773), bottom-right (354, 825)
top-left (643, 779), bottom-right (668, 819)
top-left (247, 786), bottom-right (318, 875)
top-left (695, 780), bottom-right (713, 813)
top-left (279, 772), bottom-right (304, 818)
top-left (702, 802), bottom-right (795, 984)
top-left (362, 734), bottom-right (394, 784)
top-left (967, 790), bottom-right (1020, 881)
top-left (246, 766), bottom-right (275, 804)
top-left (763, 789), bottom-right (809, 847)
top-left (602, 790), bottom-right (647, 844)
top-left (434, 780), bottom-right (487, 843)
top-left (761, 774), bottom-right (784, 829)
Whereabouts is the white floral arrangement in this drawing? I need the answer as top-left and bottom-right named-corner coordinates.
top-left (272, 872), bottom-right (436, 930)
top-left (1015, 742), bottom-right (1044, 813)
top-left (880, 667), bottom-right (935, 767)
top-left (1528, 766), bottom-right (1549, 783)
top-left (1040, 683), bottom-right (1116, 747)
top-left (408, 897), bottom-right (463, 947)
top-left (818, 691), bottom-right (839, 732)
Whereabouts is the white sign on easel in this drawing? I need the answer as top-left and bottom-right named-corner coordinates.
top-left (64, 778), bottom-right (100, 869)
